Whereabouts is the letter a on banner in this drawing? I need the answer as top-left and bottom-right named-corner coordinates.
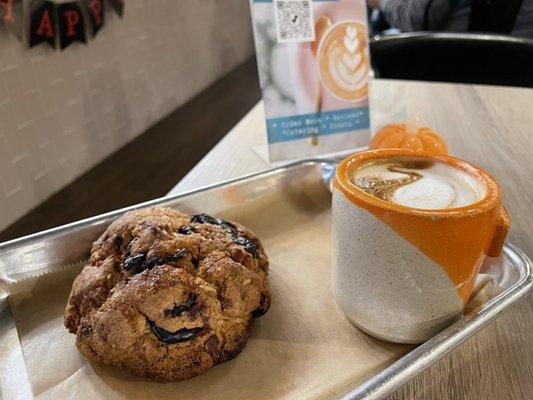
top-left (58, 1), bottom-right (86, 49)
top-left (30, 1), bottom-right (57, 48)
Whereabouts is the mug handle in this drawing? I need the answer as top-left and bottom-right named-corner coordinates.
top-left (487, 205), bottom-right (510, 257)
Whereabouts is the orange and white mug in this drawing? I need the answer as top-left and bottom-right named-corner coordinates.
top-left (332, 149), bottom-right (510, 343)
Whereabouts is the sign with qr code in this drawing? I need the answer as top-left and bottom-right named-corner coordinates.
top-left (274, 0), bottom-right (315, 43)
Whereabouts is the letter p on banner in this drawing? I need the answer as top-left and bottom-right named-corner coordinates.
top-left (58, 1), bottom-right (86, 49)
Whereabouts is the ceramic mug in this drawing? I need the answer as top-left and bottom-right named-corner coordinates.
top-left (332, 149), bottom-right (510, 343)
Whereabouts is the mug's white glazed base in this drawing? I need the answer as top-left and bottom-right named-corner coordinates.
top-left (339, 308), bottom-right (463, 344)
top-left (332, 190), bottom-right (465, 343)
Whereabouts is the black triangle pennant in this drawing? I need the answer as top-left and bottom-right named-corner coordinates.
top-left (30, 1), bottom-right (57, 48)
top-left (107, 0), bottom-right (124, 18)
top-left (84, 0), bottom-right (105, 36)
top-left (0, 0), bottom-right (15, 23)
top-left (0, 0), bottom-right (23, 41)
top-left (58, 1), bottom-right (86, 49)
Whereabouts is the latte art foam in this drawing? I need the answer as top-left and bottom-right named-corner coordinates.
top-left (351, 158), bottom-right (487, 210)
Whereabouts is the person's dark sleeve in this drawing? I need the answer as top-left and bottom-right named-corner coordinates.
top-left (379, 0), bottom-right (453, 31)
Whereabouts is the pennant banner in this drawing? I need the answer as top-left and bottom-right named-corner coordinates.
top-left (30, 1), bottom-right (57, 48)
top-left (0, 0), bottom-right (14, 23)
top-left (108, 0), bottom-right (124, 18)
top-left (85, 0), bottom-right (105, 36)
top-left (58, 1), bottom-right (86, 48)
top-left (25, 0), bottom-right (125, 50)
top-left (1, 0), bottom-right (24, 39)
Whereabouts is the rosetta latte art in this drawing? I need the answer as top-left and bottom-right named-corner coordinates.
top-left (318, 21), bottom-right (369, 101)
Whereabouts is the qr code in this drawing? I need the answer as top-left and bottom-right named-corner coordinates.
top-left (274, 0), bottom-right (315, 43)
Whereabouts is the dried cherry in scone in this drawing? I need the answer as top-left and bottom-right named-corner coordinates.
top-left (164, 293), bottom-right (197, 317)
top-left (204, 334), bottom-right (221, 358)
top-left (235, 236), bottom-right (259, 257)
top-left (145, 256), bottom-right (165, 269)
top-left (114, 236), bottom-right (123, 249)
top-left (191, 213), bottom-right (218, 224)
top-left (148, 320), bottom-right (203, 344)
top-left (122, 253), bottom-right (146, 273)
top-left (217, 219), bottom-right (239, 237)
top-left (145, 249), bottom-right (189, 269)
top-left (187, 256), bottom-right (199, 268)
top-left (191, 215), bottom-right (239, 238)
top-left (178, 226), bottom-right (197, 235)
top-left (251, 293), bottom-right (270, 318)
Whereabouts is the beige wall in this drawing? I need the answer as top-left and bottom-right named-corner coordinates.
top-left (0, 0), bottom-right (254, 233)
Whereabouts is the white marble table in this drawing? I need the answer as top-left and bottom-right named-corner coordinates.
top-left (169, 79), bottom-right (533, 400)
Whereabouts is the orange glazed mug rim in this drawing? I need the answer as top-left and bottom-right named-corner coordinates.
top-left (334, 149), bottom-right (502, 219)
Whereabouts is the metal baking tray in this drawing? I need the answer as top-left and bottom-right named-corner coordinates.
top-left (0, 159), bottom-right (532, 400)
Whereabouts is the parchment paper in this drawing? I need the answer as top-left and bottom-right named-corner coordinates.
top-left (7, 174), bottom-right (507, 400)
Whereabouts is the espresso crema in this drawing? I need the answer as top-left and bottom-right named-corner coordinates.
top-left (351, 158), bottom-right (487, 210)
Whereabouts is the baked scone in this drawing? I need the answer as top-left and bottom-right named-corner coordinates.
top-left (64, 207), bottom-right (270, 380)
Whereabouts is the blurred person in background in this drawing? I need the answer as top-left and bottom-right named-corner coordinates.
top-left (367, 0), bottom-right (533, 39)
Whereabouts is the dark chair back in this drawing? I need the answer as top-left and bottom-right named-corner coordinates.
top-left (369, 33), bottom-right (533, 88)
top-left (469, 0), bottom-right (524, 33)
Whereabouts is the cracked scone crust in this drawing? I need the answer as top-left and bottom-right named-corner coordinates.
top-left (64, 207), bottom-right (270, 380)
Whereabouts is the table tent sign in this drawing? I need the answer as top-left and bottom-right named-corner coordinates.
top-left (249, 0), bottom-right (371, 161)
top-left (0, 0), bottom-right (124, 50)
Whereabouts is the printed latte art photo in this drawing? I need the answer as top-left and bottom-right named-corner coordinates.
top-left (318, 20), bottom-right (369, 101)
top-left (351, 157), bottom-right (487, 209)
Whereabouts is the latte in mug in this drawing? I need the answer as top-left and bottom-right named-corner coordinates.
top-left (351, 158), bottom-right (487, 209)
top-left (332, 150), bottom-right (509, 343)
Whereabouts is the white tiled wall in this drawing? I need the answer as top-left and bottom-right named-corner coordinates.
top-left (0, 0), bottom-right (255, 233)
